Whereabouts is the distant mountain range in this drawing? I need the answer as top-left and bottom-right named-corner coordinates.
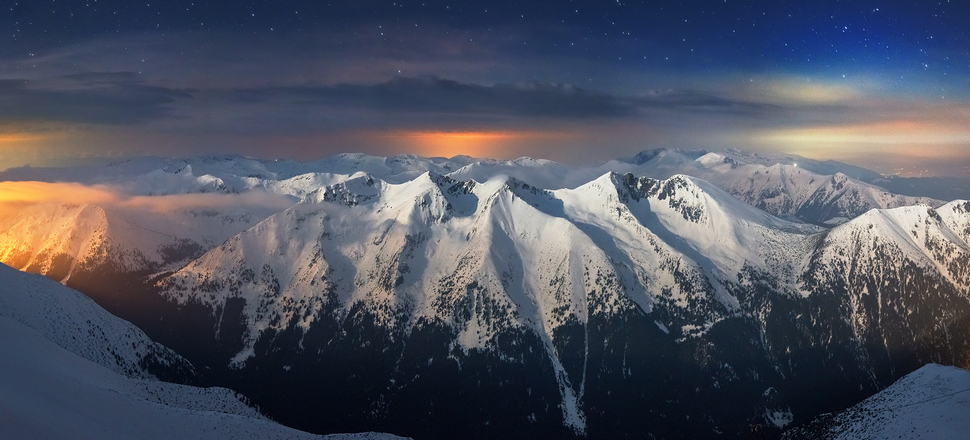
top-left (1, 149), bottom-right (968, 439)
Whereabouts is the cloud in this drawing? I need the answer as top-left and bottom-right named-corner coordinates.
top-left (117, 191), bottom-right (295, 214)
top-left (636, 88), bottom-right (777, 114)
top-left (0, 181), bottom-right (294, 220)
top-left (231, 75), bottom-right (776, 126)
top-left (244, 75), bottom-right (638, 119)
top-left (0, 26), bottom-right (966, 175)
top-left (0, 72), bottom-right (189, 126)
top-left (0, 181), bottom-right (118, 206)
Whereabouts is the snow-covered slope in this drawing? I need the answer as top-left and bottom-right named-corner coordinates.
top-left (129, 165), bottom-right (235, 195)
top-left (802, 200), bottom-right (970, 313)
top-left (0, 203), bottom-right (180, 282)
top-left (302, 153), bottom-right (473, 184)
top-left (782, 363), bottom-right (970, 440)
top-left (446, 148), bottom-right (940, 224)
top-left (0, 262), bottom-right (193, 379)
top-left (0, 200), bottom-right (276, 282)
top-left (159, 170), bottom-right (819, 350)
top-left (154, 171), bottom-right (824, 434)
top-left (0, 153), bottom-right (471, 189)
top-left (617, 149), bottom-right (941, 225)
top-left (138, 167), bottom-right (970, 439)
top-left (0, 315), bottom-right (309, 440)
top-left (0, 262), bottom-right (410, 440)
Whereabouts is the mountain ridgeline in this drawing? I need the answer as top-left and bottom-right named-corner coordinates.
top-left (1, 150), bottom-right (968, 439)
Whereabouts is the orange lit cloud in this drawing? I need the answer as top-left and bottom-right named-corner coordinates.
top-left (0, 181), bottom-right (293, 222)
top-left (118, 191), bottom-right (294, 214)
top-left (0, 182), bottom-right (117, 222)
top-left (0, 133), bottom-right (53, 144)
top-left (0, 181), bottom-right (118, 206)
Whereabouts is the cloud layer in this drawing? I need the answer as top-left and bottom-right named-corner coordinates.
top-left (0, 181), bottom-right (294, 222)
top-left (0, 24), bottom-right (968, 176)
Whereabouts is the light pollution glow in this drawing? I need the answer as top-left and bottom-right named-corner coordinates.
top-left (401, 131), bottom-right (517, 159)
top-left (758, 119), bottom-right (970, 163)
top-left (375, 130), bottom-right (577, 160)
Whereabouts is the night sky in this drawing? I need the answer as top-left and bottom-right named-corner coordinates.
top-left (2, 1), bottom-right (969, 176)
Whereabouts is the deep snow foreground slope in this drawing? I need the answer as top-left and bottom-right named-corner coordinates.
top-left (0, 262), bottom-right (194, 381)
top-left (0, 315), bottom-right (312, 440)
top-left (0, 263), bottom-right (409, 440)
top-left (782, 363), bottom-right (970, 440)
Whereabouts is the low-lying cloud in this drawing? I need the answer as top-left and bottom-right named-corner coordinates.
top-left (0, 181), bottom-right (295, 220)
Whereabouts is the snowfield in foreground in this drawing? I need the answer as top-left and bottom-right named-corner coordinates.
top-left (0, 263), bottom-right (409, 440)
top-left (783, 363), bottom-right (970, 440)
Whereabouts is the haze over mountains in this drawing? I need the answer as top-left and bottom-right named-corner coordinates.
top-left (1, 148), bottom-right (969, 439)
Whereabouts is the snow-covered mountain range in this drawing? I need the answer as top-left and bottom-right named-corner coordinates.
top-left (1, 149), bottom-right (968, 439)
top-left (0, 149), bottom-right (939, 283)
top-left (0, 262), bottom-right (409, 440)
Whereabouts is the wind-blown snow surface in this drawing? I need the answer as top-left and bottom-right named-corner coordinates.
top-left (0, 263), bottom-right (193, 380)
top-left (782, 364), bottom-right (970, 440)
top-left (0, 263), bottom-right (409, 440)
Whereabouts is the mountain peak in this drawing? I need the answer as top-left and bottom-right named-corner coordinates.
top-left (628, 148), bottom-right (710, 165)
top-left (303, 172), bottom-right (380, 205)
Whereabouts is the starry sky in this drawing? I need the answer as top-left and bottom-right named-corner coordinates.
top-left (2, 1), bottom-right (969, 176)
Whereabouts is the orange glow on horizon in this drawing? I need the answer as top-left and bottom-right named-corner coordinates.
top-left (400, 131), bottom-right (517, 158)
top-left (367, 130), bottom-right (574, 159)
top-left (0, 133), bottom-right (50, 144)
